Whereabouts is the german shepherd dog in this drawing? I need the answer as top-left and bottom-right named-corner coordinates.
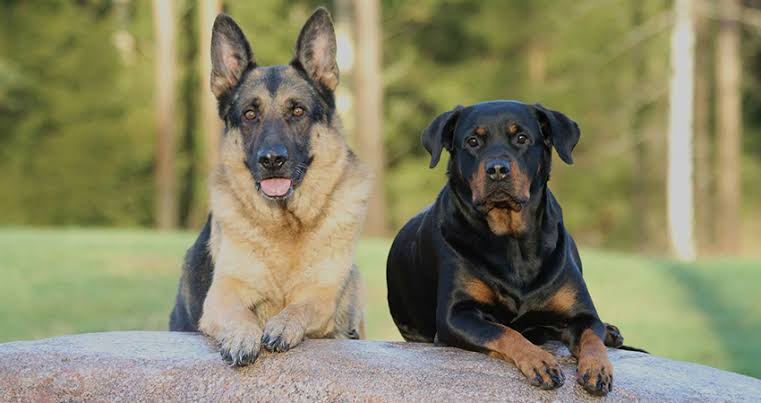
top-left (387, 101), bottom-right (626, 395)
top-left (169, 8), bottom-right (371, 367)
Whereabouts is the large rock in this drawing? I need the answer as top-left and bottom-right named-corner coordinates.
top-left (0, 331), bottom-right (759, 402)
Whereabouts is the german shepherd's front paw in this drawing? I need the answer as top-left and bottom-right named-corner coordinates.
top-left (262, 312), bottom-right (306, 353)
top-left (512, 347), bottom-right (565, 390)
top-left (213, 323), bottom-right (263, 367)
top-left (577, 355), bottom-right (613, 396)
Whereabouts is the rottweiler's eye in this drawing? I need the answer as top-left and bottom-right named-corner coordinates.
top-left (292, 106), bottom-right (305, 117)
top-left (466, 137), bottom-right (480, 148)
top-left (515, 134), bottom-right (529, 145)
top-left (243, 109), bottom-right (257, 121)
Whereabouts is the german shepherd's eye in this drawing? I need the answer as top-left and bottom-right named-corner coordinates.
top-left (292, 106), bottom-right (305, 117)
top-left (514, 134), bottom-right (530, 145)
top-left (243, 109), bottom-right (257, 121)
top-left (466, 137), bottom-right (480, 148)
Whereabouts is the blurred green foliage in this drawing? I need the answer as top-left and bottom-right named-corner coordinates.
top-left (0, 0), bottom-right (759, 253)
top-left (0, 1), bottom-right (154, 225)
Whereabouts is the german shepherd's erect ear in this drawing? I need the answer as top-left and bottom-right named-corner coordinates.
top-left (292, 8), bottom-right (339, 92)
top-left (210, 14), bottom-right (255, 99)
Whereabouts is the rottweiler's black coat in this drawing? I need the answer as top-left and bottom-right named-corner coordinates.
top-left (387, 101), bottom-right (622, 395)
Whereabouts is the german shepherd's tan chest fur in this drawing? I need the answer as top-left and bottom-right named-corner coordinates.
top-left (207, 124), bottom-right (370, 324)
top-left (199, 120), bottom-right (370, 363)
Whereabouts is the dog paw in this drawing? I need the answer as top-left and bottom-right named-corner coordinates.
top-left (513, 348), bottom-right (565, 390)
top-left (604, 323), bottom-right (624, 348)
top-left (214, 324), bottom-right (263, 367)
top-left (577, 355), bottom-right (613, 396)
top-left (262, 313), bottom-right (306, 353)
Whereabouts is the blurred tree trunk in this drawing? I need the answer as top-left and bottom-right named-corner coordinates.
top-left (527, 40), bottom-right (546, 84)
top-left (199, 0), bottom-right (223, 177)
top-left (353, 0), bottom-right (387, 236)
top-left (715, 0), bottom-right (742, 254)
top-left (527, 36), bottom-right (547, 98)
top-left (666, 0), bottom-right (696, 261)
top-left (334, 0), bottom-right (355, 143)
top-left (188, 0), bottom-right (224, 228)
top-left (630, 1), bottom-right (648, 252)
top-left (153, 0), bottom-right (178, 229)
top-left (525, 3), bottom-right (546, 99)
top-left (694, 11), bottom-right (714, 255)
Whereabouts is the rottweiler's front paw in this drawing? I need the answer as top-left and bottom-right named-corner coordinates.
top-left (513, 348), bottom-right (565, 390)
top-left (214, 324), bottom-right (263, 367)
top-left (577, 355), bottom-right (613, 396)
top-left (262, 312), bottom-right (306, 353)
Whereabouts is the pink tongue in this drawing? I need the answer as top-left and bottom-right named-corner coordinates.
top-left (260, 178), bottom-right (292, 197)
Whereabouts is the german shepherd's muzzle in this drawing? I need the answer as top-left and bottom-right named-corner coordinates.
top-left (243, 113), bottom-right (312, 201)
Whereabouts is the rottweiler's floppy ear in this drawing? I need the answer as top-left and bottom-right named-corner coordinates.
top-left (210, 14), bottom-right (255, 99)
top-left (421, 106), bottom-right (463, 169)
top-left (293, 8), bottom-right (339, 92)
top-left (533, 103), bottom-right (581, 165)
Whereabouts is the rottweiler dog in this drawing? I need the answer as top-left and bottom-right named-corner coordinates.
top-left (169, 9), bottom-right (371, 366)
top-left (387, 101), bottom-right (625, 395)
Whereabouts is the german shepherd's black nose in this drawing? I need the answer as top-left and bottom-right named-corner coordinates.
top-left (257, 145), bottom-right (288, 170)
top-left (486, 159), bottom-right (510, 181)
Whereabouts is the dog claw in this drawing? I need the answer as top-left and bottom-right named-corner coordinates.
top-left (262, 315), bottom-right (304, 353)
top-left (221, 350), bottom-right (233, 365)
top-left (577, 369), bottom-right (612, 396)
top-left (219, 348), bottom-right (258, 367)
top-left (263, 334), bottom-right (286, 352)
top-left (579, 371), bottom-right (590, 385)
top-left (276, 339), bottom-right (291, 352)
top-left (241, 352), bottom-right (258, 365)
top-left (263, 333), bottom-right (292, 353)
top-left (215, 329), bottom-right (261, 367)
top-left (531, 371), bottom-right (543, 387)
top-left (526, 364), bottom-right (563, 390)
top-left (546, 367), bottom-right (565, 387)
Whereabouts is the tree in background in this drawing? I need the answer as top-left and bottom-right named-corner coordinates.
top-left (353, 0), bottom-right (387, 236)
top-left (0, 1), bottom-right (157, 226)
top-left (693, 6), bottom-right (714, 255)
top-left (630, 0), bottom-right (650, 252)
top-left (189, 0), bottom-right (224, 228)
top-left (667, 0), bottom-right (697, 261)
top-left (715, 0), bottom-right (742, 254)
top-left (1, 0), bottom-right (759, 257)
top-left (333, 0), bottom-right (356, 146)
top-left (153, 0), bottom-right (179, 229)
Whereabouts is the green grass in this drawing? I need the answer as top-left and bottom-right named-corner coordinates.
top-left (0, 228), bottom-right (759, 379)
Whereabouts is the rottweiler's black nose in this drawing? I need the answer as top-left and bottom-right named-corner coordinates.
top-left (257, 145), bottom-right (288, 170)
top-left (486, 159), bottom-right (510, 181)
